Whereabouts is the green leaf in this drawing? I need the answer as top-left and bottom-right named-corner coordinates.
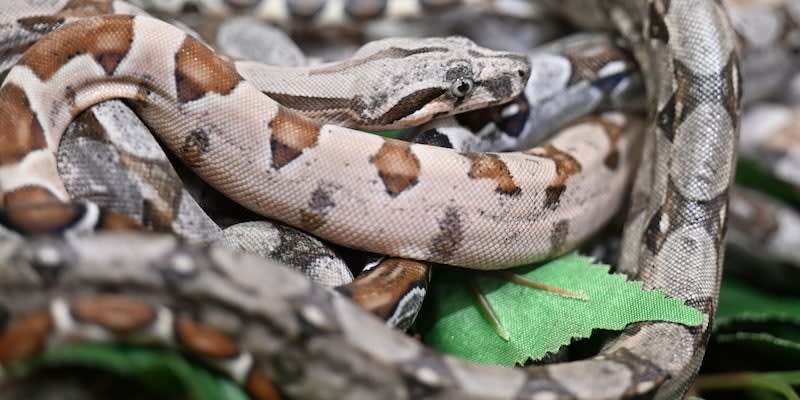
top-left (373, 129), bottom-right (402, 138)
top-left (418, 254), bottom-right (703, 366)
top-left (7, 343), bottom-right (250, 400)
top-left (707, 278), bottom-right (800, 371)
top-left (736, 159), bottom-right (800, 208)
top-left (693, 371), bottom-right (800, 400)
top-left (717, 278), bottom-right (800, 323)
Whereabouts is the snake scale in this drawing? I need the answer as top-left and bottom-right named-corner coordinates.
top-left (0, 0), bottom-right (742, 399)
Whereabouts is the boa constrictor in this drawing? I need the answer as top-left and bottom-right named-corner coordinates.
top-left (130, 0), bottom-right (485, 24)
top-left (0, 1), bottom-right (741, 400)
top-left (1, 13), bottom-right (640, 271)
top-left (418, 1), bottom-right (800, 294)
top-left (0, 0), bottom-right (542, 332)
top-left (44, 30), bottom-right (646, 333)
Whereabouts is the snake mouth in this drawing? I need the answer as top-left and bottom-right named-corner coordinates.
top-left (393, 100), bottom-right (454, 127)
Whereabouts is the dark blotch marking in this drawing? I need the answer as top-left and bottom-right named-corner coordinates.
top-left (549, 219), bottom-right (569, 255)
top-left (299, 183), bottom-right (337, 231)
top-left (245, 367), bottom-right (284, 400)
top-left (604, 148), bottom-right (620, 170)
top-left (174, 35), bottom-right (242, 103)
top-left (223, 0), bottom-right (263, 10)
top-left (175, 318), bottom-right (240, 359)
top-left (71, 295), bottom-right (156, 335)
top-left (526, 144), bottom-right (582, 208)
top-left (0, 202), bottom-right (80, 235)
top-left (0, 83), bottom-right (47, 166)
top-left (421, 0), bottom-right (462, 11)
top-left (309, 184), bottom-right (336, 211)
top-left (299, 210), bottom-right (325, 232)
top-left (544, 186), bottom-right (566, 209)
top-left (269, 224), bottom-right (336, 269)
top-left (561, 42), bottom-right (630, 85)
top-left (181, 128), bottom-right (210, 167)
top-left (0, 190), bottom-right (102, 236)
top-left (605, 347), bottom-right (667, 393)
top-left (337, 258), bottom-right (430, 323)
top-left (721, 54), bottom-right (742, 122)
top-left (0, 311), bottom-right (53, 364)
top-left (465, 153), bottom-right (521, 196)
top-left (0, 306), bottom-right (7, 331)
top-left (671, 54), bottom-right (740, 142)
top-left (179, 2), bottom-right (200, 13)
top-left (644, 207), bottom-right (666, 253)
top-left (649, 1), bottom-right (671, 43)
top-left (288, 0), bottom-right (325, 19)
top-left (656, 93), bottom-right (677, 141)
top-left (20, 15), bottom-right (134, 81)
top-left (429, 207), bottom-right (464, 262)
top-left (643, 178), bottom-right (729, 256)
top-left (268, 106), bottom-right (321, 169)
top-left (480, 75), bottom-right (513, 100)
top-left (345, 0), bottom-right (387, 20)
top-left (370, 140), bottom-right (421, 196)
top-left (515, 368), bottom-right (573, 398)
top-left (685, 296), bottom-right (715, 315)
top-left (3, 185), bottom-right (61, 207)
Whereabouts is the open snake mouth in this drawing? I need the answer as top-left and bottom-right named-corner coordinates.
top-left (392, 97), bottom-right (454, 127)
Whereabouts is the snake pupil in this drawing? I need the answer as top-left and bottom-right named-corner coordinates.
top-left (450, 77), bottom-right (474, 98)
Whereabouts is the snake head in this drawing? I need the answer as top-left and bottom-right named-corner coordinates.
top-left (348, 36), bottom-right (531, 130)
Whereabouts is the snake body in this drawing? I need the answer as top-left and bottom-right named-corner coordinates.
top-left (0, 0), bottom-right (742, 399)
top-left (130, 0), bottom-right (484, 25)
top-left (0, 12), bottom-right (638, 270)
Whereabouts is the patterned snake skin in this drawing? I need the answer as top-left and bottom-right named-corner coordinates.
top-left (0, 0), bottom-right (742, 399)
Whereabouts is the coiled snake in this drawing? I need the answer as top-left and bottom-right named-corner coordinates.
top-left (0, 0), bottom-right (741, 399)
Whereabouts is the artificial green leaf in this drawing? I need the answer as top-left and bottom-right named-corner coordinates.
top-left (7, 343), bottom-right (249, 400)
top-left (418, 254), bottom-right (703, 366)
top-left (374, 129), bottom-right (402, 138)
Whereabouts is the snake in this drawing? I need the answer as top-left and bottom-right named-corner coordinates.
top-left (1, 12), bottom-right (637, 271)
top-left (128, 0), bottom-right (486, 25)
top-left (0, 0), bottom-right (741, 399)
top-left (415, 1), bottom-right (800, 291)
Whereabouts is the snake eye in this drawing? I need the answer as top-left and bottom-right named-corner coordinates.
top-left (449, 77), bottom-right (474, 98)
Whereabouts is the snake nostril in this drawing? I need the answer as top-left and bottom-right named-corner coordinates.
top-left (517, 69), bottom-right (526, 78)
